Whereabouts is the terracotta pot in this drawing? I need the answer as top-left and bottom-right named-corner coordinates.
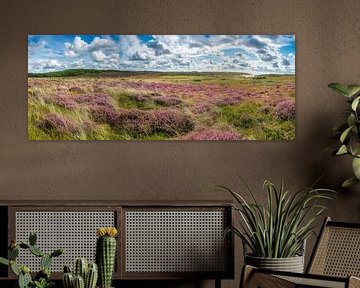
top-left (245, 254), bottom-right (304, 273)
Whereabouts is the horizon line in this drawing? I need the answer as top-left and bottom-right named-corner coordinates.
top-left (28, 68), bottom-right (295, 76)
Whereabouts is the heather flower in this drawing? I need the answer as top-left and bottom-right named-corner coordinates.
top-left (191, 104), bottom-right (211, 114)
top-left (82, 120), bottom-right (96, 132)
top-left (52, 93), bottom-right (78, 109)
top-left (153, 109), bottom-right (194, 135)
top-left (88, 105), bottom-right (120, 125)
top-left (68, 86), bottom-right (85, 94)
top-left (73, 93), bottom-right (114, 108)
top-left (116, 109), bottom-right (157, 135)
top-left (129, 94), bottom-right (149, 103)
top-left (153, 96), bottom-right (182, 106)
top-left (93, 85), bottom-right (105, 93)
top-left (115, 109), bottom-right (194, 136)
top-left (181, 129), bottom-right (240, 140)
top-left (39, 112), bottom-right (76, 134)
top-left (274, 99), bottom-right (295, 120)
top-left (215, 96), bottom-right (243, 106)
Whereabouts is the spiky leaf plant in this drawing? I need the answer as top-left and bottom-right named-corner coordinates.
top-left (328, 83), bottom-right (360, 187)
top-left (221, 179), bottom-right (335, 258)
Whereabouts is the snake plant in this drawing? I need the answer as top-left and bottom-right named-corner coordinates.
top-left (221, 179), bottom-right (335, 258)
top-left (328, 83), bottom-right (360, 187)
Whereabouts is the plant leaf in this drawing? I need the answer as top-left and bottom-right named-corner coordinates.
top-left (348, 114), bottom-right (356, 128)
top-left (328, 83), bottom-right (350, 97)
top-left (352, 157), bottom-right (360, 179)
top-left (347, 85), bottom-right (360, 97)
top-left (342, 177), bottom-right (360, 188)
top-left (0, 257), bottom-right (9, 266)
top-left (340, 126), bottom-right (353, 143)
top-left (352, 96), bottom-right (360, 111)
top-left (336, 145), bottom-right (348, 155)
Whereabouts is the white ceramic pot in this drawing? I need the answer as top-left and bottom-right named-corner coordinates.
top-left (245, 254), bottom-right (305, 273)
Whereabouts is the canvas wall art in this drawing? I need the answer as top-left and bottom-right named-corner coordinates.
top-left (28, 35), bottom-right (295, 140)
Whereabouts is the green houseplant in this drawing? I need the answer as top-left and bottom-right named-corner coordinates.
top-left (221, 179), bottom-right (334, 272)
top-left (328, 83), bottom-right (360, 187)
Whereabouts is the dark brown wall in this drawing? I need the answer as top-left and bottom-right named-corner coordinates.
top-left (1, 0), bottom-right (360, 287)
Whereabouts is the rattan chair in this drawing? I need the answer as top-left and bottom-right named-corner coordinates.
top-left (241, 217), bottom-right (360, 288)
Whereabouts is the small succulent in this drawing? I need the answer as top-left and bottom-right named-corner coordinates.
top-left (62, 259), bottom-right (98, 288)
top-left (328, 83), bottom-right (360, 187)
top-left (0, 232), bottom-right (64, 288)
top-left (33, 278), bottom-right (54, 288)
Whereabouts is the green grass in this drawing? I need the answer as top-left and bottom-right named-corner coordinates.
top-left (28, 69), bottom-right (122, 78)
top-left (216, 101), bottom-right (295, 140)
top-left (28, 71), bottom-right (295, 140)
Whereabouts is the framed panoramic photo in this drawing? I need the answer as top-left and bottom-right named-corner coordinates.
top-left (28, 35), bottom-right (295, 140)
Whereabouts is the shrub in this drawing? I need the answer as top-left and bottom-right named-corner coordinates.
top-left (274, 99), bottom-right (295, 120)
top-left (214, 96), bottom-right (243, 107)
top-left (115, 109), bottom-right (157, 135)
top-left (73, 93), bottom-right (114, 108)
top-left (88, 105), bottom-right (120, 125)
top-left (191, 104), bottom-right (211, 114)
top-left (153, 109), bottom-right (194, 135)
top-left (217, 102), bottom-right (264, 129)
top-left (153, 96), bottom-right (182, 106)
top-left (51, 93), bottom-right (78, 109)
top-left (116, 109), bottom-right (194, 136)
top-left (182, 129), bottom-right (240, 140)
top-left (128, 94), bottom-right (149, 103)
top-left (39, 112), bottom-right (76, 134)
top-left (68, 86), bottom-right (85, 94)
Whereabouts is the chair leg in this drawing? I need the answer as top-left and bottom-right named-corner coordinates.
top-left (349, 276), bottom-right (360, 288)
top-left (215, 278), bottom-right (221, 288)
top-left (240, 265), bottom-right (296, 288)
top-left (240, 265), bottom-right (255, 288)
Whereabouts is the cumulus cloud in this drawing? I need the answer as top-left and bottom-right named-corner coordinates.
top-left (245, 36), bottom-right (267, 49)
top-left (129, 51), bottom-right (150, 61)
top-left (282, 57), bottom-right (291, 66)
top-left (146, 39), bottom-right (171, 56)
top-left (28, 35), bottom-right (295, 74)
top-left (91, 51), bottom-right (107, 62)
top-left (64, 36), bottom-right (116, 57)
top-left (28, 39), bottom-right (47, 51)
top-left (69, 59), bottom-right (85, 68)
top-left (29, 59), bottom-right (63, 72)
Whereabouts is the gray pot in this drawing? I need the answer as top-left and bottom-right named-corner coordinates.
top-left (245, 254), bottom-right (304, 273)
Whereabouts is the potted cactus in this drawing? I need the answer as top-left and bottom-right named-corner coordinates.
top-left (0, 232), bottom-right (64, 288)
top-left (62, 258), bottom-right (98, 288)
top-left (96, 227), bottom-right (118, 288)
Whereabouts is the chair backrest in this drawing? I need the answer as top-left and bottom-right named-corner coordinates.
top-left (307, 217), bottom-right (360, 277)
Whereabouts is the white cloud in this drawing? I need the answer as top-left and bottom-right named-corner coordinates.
top-left (29, 35), bottom-right (295, 74)
top-left (28, 39), bottom-right (47, 51)
top-left (64, 36), bottom-right (116, 58)
top-left (29, 59), bottom-right (63, 72)
top-left (64, 36), bottom-right (89, 57)
top-left (91, 50), bottom-right (107, 62)
top-left (129, 51), bottom-right (150, 61)
top-left (69, 59), bottom-right (85, 68)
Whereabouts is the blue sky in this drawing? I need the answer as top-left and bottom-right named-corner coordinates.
top-left (28, 35), bottom-right (295, 74)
